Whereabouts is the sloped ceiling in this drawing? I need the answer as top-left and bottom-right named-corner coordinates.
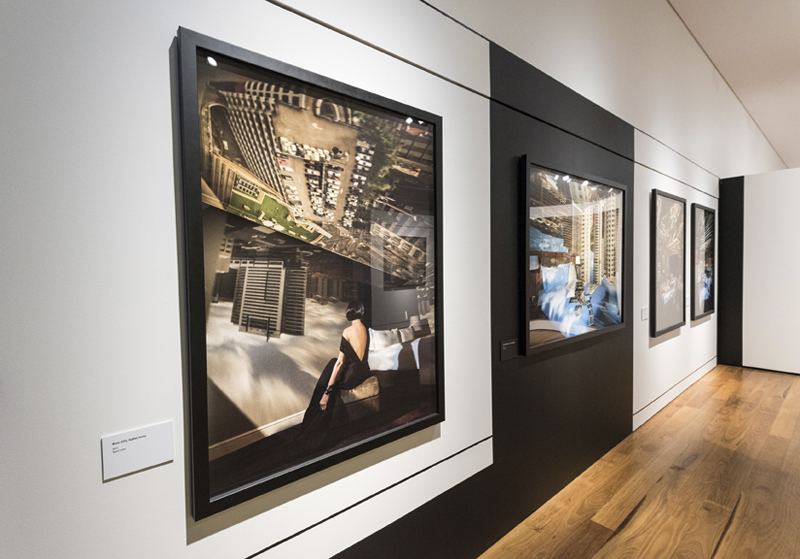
top-left (669, 0), bottom-right (800, 169)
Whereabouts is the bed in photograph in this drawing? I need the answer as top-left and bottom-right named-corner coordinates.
top-left (207, 319), bottom-right (437, 497)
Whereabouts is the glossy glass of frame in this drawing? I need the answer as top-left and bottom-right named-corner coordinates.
top-left (521, 157), bottom-right (625, 355)
top-left (177, 28), bottom-right (444, 519)
top-left (650, 189), bottom-right (686, 337)
top-left (691, 204), bottom-right (715, 320)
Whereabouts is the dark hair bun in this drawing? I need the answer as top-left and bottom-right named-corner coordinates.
top-left (346, 300), bottom-right (365, 321)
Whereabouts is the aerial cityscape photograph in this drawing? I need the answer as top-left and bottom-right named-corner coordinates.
top-left (692, 204), bottom-right (715, 318)
top-left (527, 166), bottom-right (623, 347)
top-left (653, 192), bottom-right (686, 335)
top-left (194, 52), bottom-right (440, 495)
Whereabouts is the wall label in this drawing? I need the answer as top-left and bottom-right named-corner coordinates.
top-left (101, 420), bottom-right (173, 481)
top-left (500, 339), bottom-right (518, 361)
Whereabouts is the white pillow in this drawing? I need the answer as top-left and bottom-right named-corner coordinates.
top-left (368, 344), bottom-right (402, 371)
top-left (370, 328), bottom-right (400, 350)
top-left (411, 337), bottom-right (421, 369)
top-left (410, 316), bottom-right (428, 333)
top-left (399, 326), bottom-right (415, 343)
top-left (409, 335), bottom-right (433, 369)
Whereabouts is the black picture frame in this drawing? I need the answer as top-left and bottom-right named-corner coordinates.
top-left (520, 156), bottom-right (626, 356)
top-left (691, 203), bottom-right (715, 320)
top-left (650, 189), bottom-right (686, 337)
top-left (176, 28), bottom-right (445, 520)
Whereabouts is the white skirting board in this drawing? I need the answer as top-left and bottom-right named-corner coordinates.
top-left (633, 357), bottom-right (717, 430)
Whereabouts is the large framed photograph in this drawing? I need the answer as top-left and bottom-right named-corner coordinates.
top-left (691, 204), bottom-right (715, 320)
top-left (521, 157), bottom-right (625, 355)
top-left (177, 28), bottom-right (444, 519)
top-left (650, 189), bottom-right (686, 337)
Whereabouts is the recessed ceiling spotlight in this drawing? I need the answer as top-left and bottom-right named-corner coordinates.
top-left (406, 117), bottom-right (413, 124)
top-left (207, 56), bottom-right (218, 67)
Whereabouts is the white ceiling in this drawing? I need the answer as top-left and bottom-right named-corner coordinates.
top-left (669, 0), bottom-right (800, 169)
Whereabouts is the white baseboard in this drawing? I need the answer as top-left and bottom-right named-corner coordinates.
top-left (632, 357), bottom-right (717, 430)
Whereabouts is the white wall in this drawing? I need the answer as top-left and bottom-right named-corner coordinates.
top-left (0, 1), bottom-right (491, 558)
top-left (632, 133), bottom-right (719, 428)
top-left (426, 0), bottom-right (784, 428)
top-left (0, 0), bottom-right (791, 557)
top-left (427, 0), bottom-right (785, 179)
top-left (742, 167), bottom-right (800, 374)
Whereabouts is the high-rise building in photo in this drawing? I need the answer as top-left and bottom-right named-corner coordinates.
top-left (396, 125), bottom-right (435, 173)
top-left (596, 199), bottom-right (620, 285)
top-left (230, 246), bottom-right (309, 336)
top-left (211, 80), bottom-right (286, 201)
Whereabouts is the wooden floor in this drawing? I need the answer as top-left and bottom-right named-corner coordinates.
top-left (480, 366), bottom-right (800, 559)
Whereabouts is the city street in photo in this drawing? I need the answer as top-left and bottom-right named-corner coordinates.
top-left (692, 204), bottom-right (715, 319)
top-left (652, 190), bottom-right (686, 336)
top-left (526, 166), bottom-right (623, 349)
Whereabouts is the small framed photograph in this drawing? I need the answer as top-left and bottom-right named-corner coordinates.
top-left (691, 204), bottom-right (715, 320)
top-left (650, 189), bottom-right (686, 337)
top-left (521, 157), bottom-right (625, 355)
top-left (177, 28), bottom-right (444, 519)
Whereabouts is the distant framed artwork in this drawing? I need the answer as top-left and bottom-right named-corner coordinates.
top-left (691, 204), bottom-right (715, 320)
top-left (521, 157), bottom-right (625, 355)
top-left (650, 189), bottom-right (686, 337)
top-left (177, 28), bottom-right (444, 519)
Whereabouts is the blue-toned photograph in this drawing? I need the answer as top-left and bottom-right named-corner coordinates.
top-left (527, 166), bottom-right (623, 348)
top-left (691, 204), bottom-right (715, 319)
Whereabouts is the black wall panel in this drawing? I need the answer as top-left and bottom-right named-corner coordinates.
top-left (490, 45), bottom-right (634, 161)
top-left (489, 96), bottom-right (634, 516)
top-left (717, 177), bottom-right (744, 366)
top-left (333, 44), bottom-right (634, 559)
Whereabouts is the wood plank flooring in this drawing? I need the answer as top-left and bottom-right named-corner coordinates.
top-left (480, 366), bottom-right (800, 559)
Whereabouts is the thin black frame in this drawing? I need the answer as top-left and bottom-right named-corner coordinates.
top-left (690, 203), bottom-right (715, 320)
top-left (176, 28), bottom-right (445, 520)
top-left (650, 189), bottom-right (686, 337)
top-left (520, 155), bottom-right (627, 356)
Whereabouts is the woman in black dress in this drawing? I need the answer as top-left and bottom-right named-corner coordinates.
top-left (295, 300), bottom-right (371, 448)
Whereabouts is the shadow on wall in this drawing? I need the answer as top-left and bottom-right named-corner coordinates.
top-left (648, 323), bottom-right (680, 349)
top-left (185, 423), bottom-right (441, 545)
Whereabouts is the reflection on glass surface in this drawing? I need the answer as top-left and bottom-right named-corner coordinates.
top-left (528, 165), bottom-right (623, 348)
